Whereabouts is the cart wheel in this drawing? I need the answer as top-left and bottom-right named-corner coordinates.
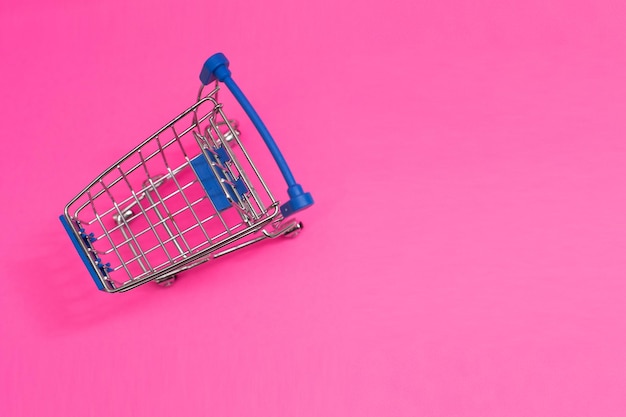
top-left (155, 274), bottom-right (177, 287)
top-left (217, 119), bottom-right (239, 144)
top-left (283, 221), bottom-right (303, 239)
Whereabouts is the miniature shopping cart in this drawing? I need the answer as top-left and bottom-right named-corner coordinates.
top-left (60, 53), bottom-right (314, 292)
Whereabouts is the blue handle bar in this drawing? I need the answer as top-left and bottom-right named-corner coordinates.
top-left (200, 53), bottom-right (314, 217)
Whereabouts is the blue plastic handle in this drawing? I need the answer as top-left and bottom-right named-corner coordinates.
top-left (200, 53), bottom-right (314, 217)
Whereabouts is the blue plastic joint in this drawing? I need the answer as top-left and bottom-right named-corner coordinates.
top-left (200, 52), bottom-right (314, 217)
top-left (200, 53), bottom-right (231, 84)
top-left (59, 215), bottom-right (106, 291)
top-left (281, 185), bottom-right (314, 217)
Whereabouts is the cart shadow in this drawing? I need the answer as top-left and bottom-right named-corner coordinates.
top-left (11, 229), bottom-right (168, 336)
top-left (13, 221), bottom-right (290, 336)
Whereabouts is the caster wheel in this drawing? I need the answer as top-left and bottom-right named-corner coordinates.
top-left (155, 274), bottom-right (177, 287)
top-left (283, 221), bottom-right (303, 239)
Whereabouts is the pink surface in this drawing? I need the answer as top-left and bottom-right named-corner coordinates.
top-left (2, 0), bottom-right (626, 415)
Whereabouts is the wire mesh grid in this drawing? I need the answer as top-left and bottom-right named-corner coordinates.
top-left (64, 84), bottom-right (281, 289)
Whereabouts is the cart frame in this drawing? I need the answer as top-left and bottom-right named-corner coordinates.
top-left (60, 53), bottom-right (313, 292)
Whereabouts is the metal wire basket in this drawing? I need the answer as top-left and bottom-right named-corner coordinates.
top-left (60, 53), bottom-right (313, 292)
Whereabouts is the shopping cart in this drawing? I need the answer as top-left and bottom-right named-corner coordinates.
top-left (59, 53), bottom-right (314, 292)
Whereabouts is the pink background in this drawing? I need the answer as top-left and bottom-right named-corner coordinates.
top-left (2, 0), bottom-right (626, 415)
